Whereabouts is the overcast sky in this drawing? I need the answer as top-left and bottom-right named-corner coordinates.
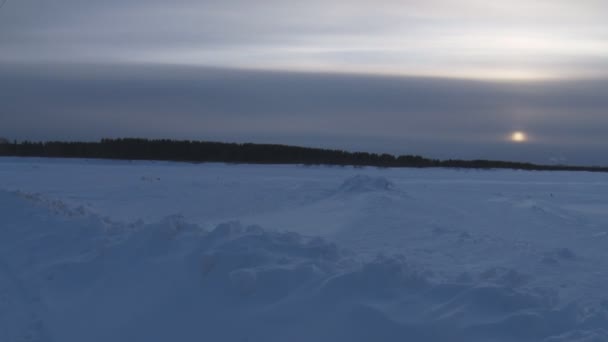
top-left (1, 0), bottom-right (608, 165)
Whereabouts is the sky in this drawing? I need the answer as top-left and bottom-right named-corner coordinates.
top-left (1, 0), bottom-right (608, 165)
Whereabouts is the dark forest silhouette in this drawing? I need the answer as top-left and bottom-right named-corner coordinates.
top-left (0, 138), bottom-right (606, 172)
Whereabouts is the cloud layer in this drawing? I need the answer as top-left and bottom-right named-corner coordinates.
top-left (2, 0), bottom-right (608, 79)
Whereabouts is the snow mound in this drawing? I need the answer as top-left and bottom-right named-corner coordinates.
top-left (1, 190), bottom-right (607, 342)
top-left (337, 175), bottom-right (395, 193)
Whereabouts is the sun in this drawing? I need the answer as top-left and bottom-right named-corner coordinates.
top-left (510, 131), bottom-right (527, 143)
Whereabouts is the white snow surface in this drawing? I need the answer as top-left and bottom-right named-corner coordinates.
top-left (1, 157), bottom-right (608, 341)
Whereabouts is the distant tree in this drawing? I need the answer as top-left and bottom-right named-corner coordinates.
top-left (0, 137), bottom-right (605, 172)
top-left (0, 137), bottom-right (12, 155)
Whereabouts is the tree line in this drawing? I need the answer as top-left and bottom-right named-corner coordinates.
top-left (0, 138), bottom-right (606, 172)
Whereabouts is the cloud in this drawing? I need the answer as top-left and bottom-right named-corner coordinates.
top-left (1, 0), bottom-right (608, 79)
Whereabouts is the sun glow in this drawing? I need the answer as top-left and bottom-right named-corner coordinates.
top-left (511, 131), bottom-right (527, 143)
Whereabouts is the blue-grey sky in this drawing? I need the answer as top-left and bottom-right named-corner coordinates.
top-left (1, 0), bottom-right (608, 165)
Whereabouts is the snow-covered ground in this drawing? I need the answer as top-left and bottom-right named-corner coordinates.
top-left (1, 157), bottom-right (608, 341)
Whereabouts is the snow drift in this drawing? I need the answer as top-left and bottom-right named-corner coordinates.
top-left (337, 175), bottom-right (395, 194)
top-left (1, 189), bottom-right (607, 342)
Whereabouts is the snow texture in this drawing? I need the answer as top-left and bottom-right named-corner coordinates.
top-left (1, 157), bottom-right (608, 341)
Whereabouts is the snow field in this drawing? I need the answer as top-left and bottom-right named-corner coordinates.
top-left (1, 157), bottom-right (608, 341)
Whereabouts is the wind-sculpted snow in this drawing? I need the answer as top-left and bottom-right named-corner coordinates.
top-left (1, 189), bottom-right (607, 342)
top-left (337, 175), bottom-right (395, 194)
